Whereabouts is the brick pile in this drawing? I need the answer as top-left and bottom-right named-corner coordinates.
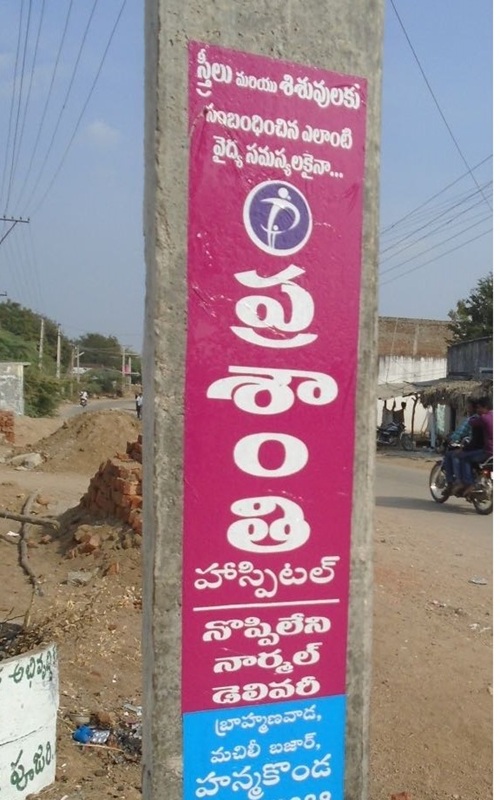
top-left (80, 435), bottom-right (143, 534)
top-left (0, 410), bottom-right (15, 444)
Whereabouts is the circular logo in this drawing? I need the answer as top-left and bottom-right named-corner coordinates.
top-left (243, 180), bottom-right (313, 256)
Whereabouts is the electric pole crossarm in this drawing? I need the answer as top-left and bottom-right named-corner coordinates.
top-left (0, 216), bottom-right (30, 247)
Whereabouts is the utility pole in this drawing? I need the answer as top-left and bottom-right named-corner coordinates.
top-left (0, 216), bottom-right (29, 247)
top-left (38, 318), bottom-right (44, 370)
top-left (1, 217), bottom-right (28, 308)
top-left (143, 5), bottom-right (384, 800)
top-left (75, 348), bottom-right (84, 383)
top-left (56, 324), bottom-right (61, 380)
top-left (121, 346), bottom-right (127, 392)
top-left (70, 347), bottom-right (75, 396)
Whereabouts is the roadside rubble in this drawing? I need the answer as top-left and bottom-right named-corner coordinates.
top-left (71, 704), bottom-right (142, 761)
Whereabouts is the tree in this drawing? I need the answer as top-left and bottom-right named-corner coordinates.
top-left (77, 332), bottom-right (123, 369)
top-left (448, 273), bottom-right (493, 343)
top-left (77, 332), bottom-right (141, 373)
top-left (0, 300), bottom-right (72, 369)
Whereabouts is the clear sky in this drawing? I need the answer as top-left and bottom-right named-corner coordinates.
top-left (0, 1), bottom-right (493, 354)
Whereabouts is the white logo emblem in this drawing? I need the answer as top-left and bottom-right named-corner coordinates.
top-left (243, 180), bottom-right (313, 256)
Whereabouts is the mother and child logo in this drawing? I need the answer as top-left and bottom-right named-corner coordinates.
top-left (243, 180), bottom-right (312, 257)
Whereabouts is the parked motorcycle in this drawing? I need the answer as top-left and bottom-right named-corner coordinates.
top-left (376, 421), bottom-right (414, 451)
top-left (429, 444), bottom-right (493, 515)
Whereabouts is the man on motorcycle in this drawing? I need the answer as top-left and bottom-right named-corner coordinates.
top-left (443, 398), bottom-right (478, 486)
top-left (452, 396), bottom-right (492, 496)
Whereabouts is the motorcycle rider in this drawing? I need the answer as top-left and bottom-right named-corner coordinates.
top-left (79, 389), bottom-right (89, 405)
top-left (392, 401), bottom-right (406, 427)
top-left (443, 398), bottom-right (478, 486)
top-left (452, 396), bottom-right (493, 496)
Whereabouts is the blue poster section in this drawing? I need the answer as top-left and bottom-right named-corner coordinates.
top-left (183, 695), bottom-right (346, 800)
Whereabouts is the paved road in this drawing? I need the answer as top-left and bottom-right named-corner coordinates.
top-left (59, 397), bottom-right (137, 418)
top-left (376, 455), bottom-right (493, 537)
top-left (375, 455), bottom-right (492, 606)
top-left (372, 456), bottom-right (492, 799)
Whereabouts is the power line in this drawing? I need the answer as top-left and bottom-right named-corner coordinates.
top-left (380, 184), bottom-right (492, 265)
top-left (380, 154), bottom-right (492, 237)
top-left (389, 0), bottom-right (492, 212)
top-left (5, 0), bottom-right (33, 214)
top-left (380, 227), bottom-right (492, 287)
top-left (1, 0), bottom-right (25, 211)
top-left (29, 0), bottom-right (128, 215)
top-left (19, 225), bottom-right (44, 311)
top-left (23, 0), bottom-right (100, 212)
top-left (13, 0), bottom-right (75, 211)
top-left (380, 182), bottom-right (491, 246)
top-left (0, 237), bottom-right (23, 300)
top-left (380, 212), bottom-right (492, 277)
top-left (10, 0), bottom-right (46, 199)
top-left (380, 181), bottom-right (492, 258)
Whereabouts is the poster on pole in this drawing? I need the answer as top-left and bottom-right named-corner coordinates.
top-left (183, 41), bottom-right (367, 799)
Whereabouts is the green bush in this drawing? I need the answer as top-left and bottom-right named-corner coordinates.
top-left (24, 368), bottom-right (61, 417)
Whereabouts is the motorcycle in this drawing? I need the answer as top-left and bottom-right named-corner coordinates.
top-left (376, 420), bottom-right (414, 451)
top-left (79, 395), bottom-right (88, 408)
top-left (429, 443), bottom-right (493, 515)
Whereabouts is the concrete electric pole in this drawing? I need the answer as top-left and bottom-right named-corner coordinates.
top-left (56, 324), bottom-right (61, 380)
top-left (143, 4), bottom-right (384, 799)
top-left (38, 318), bottom-right (44, 370)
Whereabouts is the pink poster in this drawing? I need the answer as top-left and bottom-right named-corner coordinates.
top-left (183, 42), bottom-right (367, 715)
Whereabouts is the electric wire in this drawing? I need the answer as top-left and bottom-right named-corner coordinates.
top-left (19, 225), bottom-right (44, 311)
top-left (7, 229), bottom-right (35, 309)
top-left (1, 0), bottom-right (25, 212)
top-left (380, 197), bottom-right (492, 269)
top-left (380, 212), bottom-right (492, 277)
top-left (12, 228), bottom-right (36, 309)
top-left (13, 0), bottom-right (74, 211)
top-left (382, 202), bottom-right (492, 269)
top-left (5, 0), bottom-right (33, 214)
top-left (380, 190), bottom-right (489, 247)
top-left (380, 185), bottom-right (492, 267)
top-left (389, 0), bottom-right (492, 212)
top-left (0, 237), bottom-right (22, 299)
top-left (10, 0), bottom-right (46, 203)
top-left (380, 181), bottom-right (492, 257)
top-left (380, 227), bottom-right (492, 287)
top-left (29, 0), bottom-right (128, 215)
top-left (381, 174), bottom-right (493, 246)
top-left (27, 225), bottom-right (45, 309)
top-left (23, 0), bottom-right (100, 213)
top-left (380, 154), bottom-right (492, 236)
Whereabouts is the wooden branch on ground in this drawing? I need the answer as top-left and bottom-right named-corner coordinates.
top-left (0, 508), bottom-right (59, 530)
top-left (18, 491), bottom-right (45, 602)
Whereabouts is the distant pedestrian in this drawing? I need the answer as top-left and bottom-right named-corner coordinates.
top-left (135, 392), bottom-right (143, 420)
top-left (392, 401), bottom-right (407, 427)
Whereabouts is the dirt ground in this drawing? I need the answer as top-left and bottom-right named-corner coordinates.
top-left (0, 414), bottom-right (493, 800)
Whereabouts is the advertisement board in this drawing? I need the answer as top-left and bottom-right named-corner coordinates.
top-left (183, 41), bottom-right (367, 799)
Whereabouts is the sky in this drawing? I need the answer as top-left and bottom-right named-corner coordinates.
top-left (0, 0), bottom-right (493, 355)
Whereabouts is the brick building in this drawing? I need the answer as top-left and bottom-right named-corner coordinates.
top-left (377, 317), bottom-right (450, 435)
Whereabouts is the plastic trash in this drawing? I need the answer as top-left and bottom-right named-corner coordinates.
top-left (73, 725), bottom-right (93, 744)
top-left (72, 726), bottom-right (111, 745)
